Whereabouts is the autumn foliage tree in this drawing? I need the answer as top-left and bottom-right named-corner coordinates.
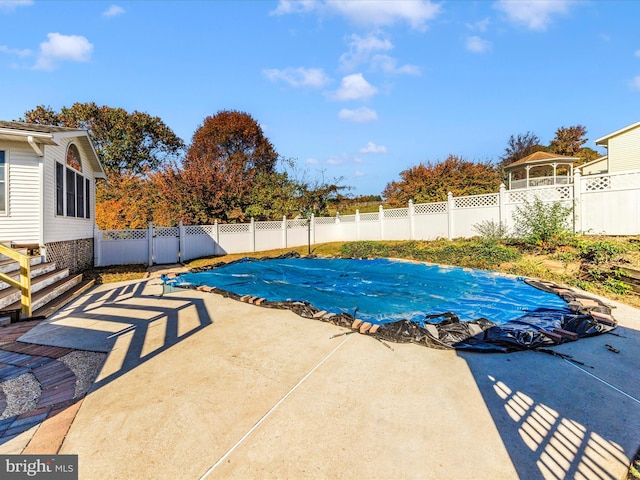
top-left (548, 124), bottom-right (601, 165)
top-left (383, 155), bottom-right (501, 206)
top-left (154, 110), bottom-right (279, 224)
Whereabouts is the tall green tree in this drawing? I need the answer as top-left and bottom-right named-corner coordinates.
top-left (22, 103), bottom-right (184, 174)
top-left (383, 155), bottom-right (501, 206)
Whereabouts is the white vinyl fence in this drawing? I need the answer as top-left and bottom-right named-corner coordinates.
top-left (93, 169), bottom-right (640, 267)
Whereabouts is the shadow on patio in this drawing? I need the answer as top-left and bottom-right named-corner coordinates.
top-left (458, 325), bottom-right (640, 480)
top-left (0, 278), bottom-right (213, 445)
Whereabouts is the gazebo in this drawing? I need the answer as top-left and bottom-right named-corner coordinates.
top-left (503, 151), bottom-right (578, 189)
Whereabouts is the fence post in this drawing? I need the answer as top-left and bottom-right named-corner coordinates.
top-left (282, 215), bottom-right (287, 248)
top-left (499, 184), bottom-right (507, 227)
top-left (178, 221), bottom-right (185, 262)
top-left (379, 205), bottom-right (385, 240)
top-left (311, 214), bottom-right (316, 245)
top-left (214, 220), bottom-right (220, 255)
top-left (355, 209), bottom-right (360, 240)
top-left (250, 217), bottom-right (256, 252)
top-left (573, 170), bottom-right (582, 234)
top-left (447, 192), bottom-right (454, 240)
top-left (148, 221), bottom-right (154, 266)
top-left (408, 200), bottom-right (415, 240)
top-left (93, 223), bottom-right (101, 267)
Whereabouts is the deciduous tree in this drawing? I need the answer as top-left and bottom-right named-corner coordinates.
top-left (383, 155), bottom-right (501, 206)
top-left (499, 131), bottom-right (546, 168)
top-left (22, 103), bottom-right (184, 174)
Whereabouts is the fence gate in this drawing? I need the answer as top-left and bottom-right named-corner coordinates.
top-left (153, 226), bottom-right (180, 264)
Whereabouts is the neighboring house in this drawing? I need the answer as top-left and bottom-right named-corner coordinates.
top-left (0, 121), bottom-right (106, 273)
top-left (581, 120), bottom-right (640, 175)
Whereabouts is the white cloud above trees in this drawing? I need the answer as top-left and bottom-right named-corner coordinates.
top-left (338, 107), bottom-right (378, 122)
top-left (466, 36), bottom-right (491, 53)
top-left (360, 141), bottom-right (387, 154)
top-left (34, 33), bottom-right (93, 71)
top-left (263, 67), bottom-right (331, 88)
top-left (330, 73), bottom-right (378, 101)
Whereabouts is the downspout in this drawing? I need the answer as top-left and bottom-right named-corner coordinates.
top-left (38, 144), bottom-right (45, 253)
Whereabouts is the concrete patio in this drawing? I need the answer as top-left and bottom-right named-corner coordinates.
top-left (5, 273), bottom-right (640, 479)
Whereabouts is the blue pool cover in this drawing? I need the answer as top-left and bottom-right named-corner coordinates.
top-left (172, 257), bottom-right (573, 326)
top-left (166, 256), bottom-right (617, 352)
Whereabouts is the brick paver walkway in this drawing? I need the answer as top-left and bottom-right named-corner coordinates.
top-left (0, 320), bottom-right (92, 450)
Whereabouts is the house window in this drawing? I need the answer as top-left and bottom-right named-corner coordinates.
top-left (59, 143), bottom-right (92, 219)
top-left (55, 162), bottom-right (64, 216)
top-left (66, 168), bottom-right (76, 217)
top-left (0, 151), bottom-right (6, 214)
top-left (85, 178), bottom-right (90, 219)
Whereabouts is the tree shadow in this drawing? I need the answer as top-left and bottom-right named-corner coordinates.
top-left (0, 278), bottom-right (213, 446)
top-left (458, 325), bottom-right (640, 479)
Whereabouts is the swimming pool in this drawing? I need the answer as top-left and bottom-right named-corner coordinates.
top-left (171, 257), bottom-right (573, 326)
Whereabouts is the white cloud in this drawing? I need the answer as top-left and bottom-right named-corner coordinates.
top-left (355, 170), bottom-right (365, 177)
top-left (631, 76), bottom-right (640, 91)
top-left (0, 0), bottom-right (32, 13)
top-left (635, 49), bottom-right (640, 58)
top-left (370, 54), bottom-right (420, 75)
top-left (272, 0), bottom-right (441, 29)
top-left (306, 157), bottom-right (320, 165)
top-left (494, 0), bottom-right (572, 31)
top-left (466, 36), bottom-right (491, 53)
top-left (103, 5), bottom-right (125, 17)
top-left (360, 141), bottom-right (387, 154)
top-left (0, 44), bottom-right (31, 57)
top-left (34, 33), bottom-right (93, 71)
top-left (466, 17), bottom-right (490, 32)
top-left (340, 33), bottom-right (392, 70)
top-left (338, 107), bottom-right (378, 123)
top-left (263, 67), bottom-right (330, 88)
top-left (326, 155), bottom-right (343, 166)
top-left (330, 73), bottom-right (378, 101)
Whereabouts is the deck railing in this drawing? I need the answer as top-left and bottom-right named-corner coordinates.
top-left (0, 244), bottom-right (32, 317)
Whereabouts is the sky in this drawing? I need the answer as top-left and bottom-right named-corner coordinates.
top-left (1, 0), bottom-right (640, 196)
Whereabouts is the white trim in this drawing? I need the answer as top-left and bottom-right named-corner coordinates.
top-left (595, 120), bottom-right (640, 146)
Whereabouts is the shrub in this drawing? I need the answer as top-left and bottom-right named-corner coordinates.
top-left (473, 220), bottom-right (510, 243)
top-left (512, 198), bottom-right (573, 248)
top-left (575, 239), bottom-right (628, 264)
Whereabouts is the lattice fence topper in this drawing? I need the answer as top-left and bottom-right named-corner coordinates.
top-left (185, 225), bottom-right (215, 236)
top-left (219, 223), bottom-right (250, 234)
top-left (255, 221), bottom-right (283, 231)
top-left (384, 208), bottom-right (408, 218)
top-left (314, 216), bottom-right (337, 225)
top-left (102, 229), bottom-right (148, 241)
top-left (507, 185), bottom-right (572, 203)
top-left (287, 219), bottom-right (308, 229)
top-left (339, 215), bottom-right (356, 223)
top-left (154, 227), bottom-right (179, 237)
top-left (414, 202), bottom-right (447, 215)
top-left (584, 176), bottom-right (611, 191)
top-left (454, 194), bottom-right (499, 209)
top-left (359, 212), bottom-right (379, 222)
top-left (610, 171), bottom-right (640, 190)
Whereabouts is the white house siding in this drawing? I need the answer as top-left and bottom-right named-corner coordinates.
top-left (608, 126), bottom-right (640, 173)
top-left (0, 141), bottom-right (41, 244)
top-left (43, 138), bottom-right (96, 244)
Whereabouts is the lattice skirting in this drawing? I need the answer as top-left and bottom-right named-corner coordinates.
top-left (45, 238), bottom-right (93, 274)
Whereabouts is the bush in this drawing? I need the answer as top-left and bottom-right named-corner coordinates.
top-left (575, 239), bottom-right (628, 264)
top-left (512, 198), bottom-right (573, 248)
top-left (473, 220), bottom-right (510, 243)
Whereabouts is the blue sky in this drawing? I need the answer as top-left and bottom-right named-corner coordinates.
top-left (1, 0), bottom-right (640, 196)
